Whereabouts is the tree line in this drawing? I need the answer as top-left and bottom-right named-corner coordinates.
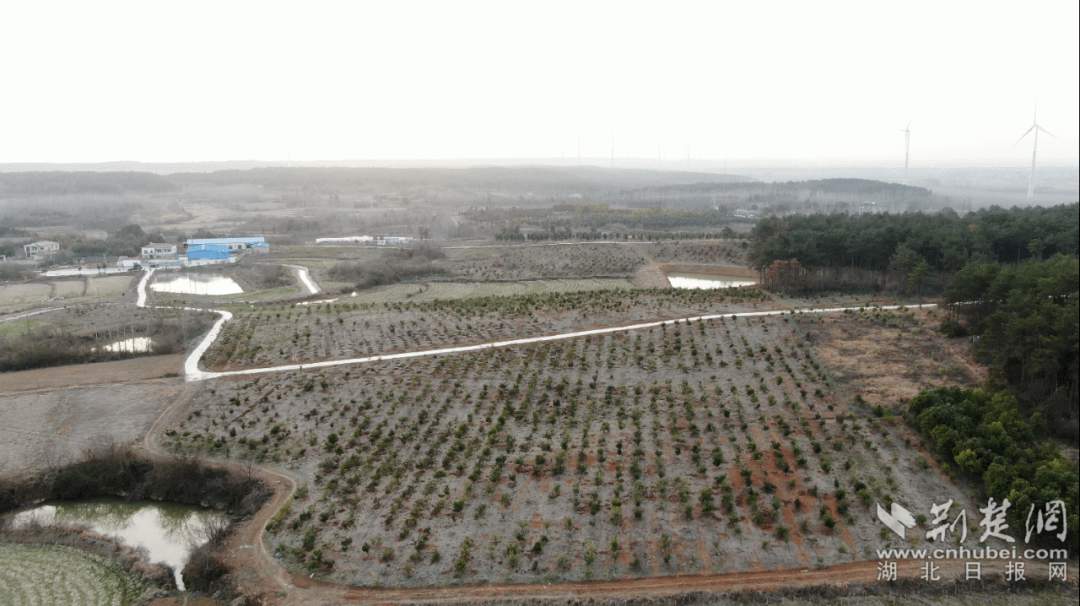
top-left (469, 206), bottom-right (743, 236)
top-left (942, 255), bottom-right (1078, 437)
top-left (0, 171), bottom-right (176, 196)
top-left (749, 204), bottom-right (1079, 293)
top-left (909, 386), bottom-right (1077, 551)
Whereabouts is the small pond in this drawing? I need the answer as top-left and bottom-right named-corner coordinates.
top-left (150, 274), bottom-right (243, 295)
top-left (667, 271), bottom-right (757, 289)
top-left (8, 499), bottom-right (227, 591)
top-left (97, 337), bottom-right (154, 353)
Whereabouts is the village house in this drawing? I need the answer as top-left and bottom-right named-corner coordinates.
top-left (141, 242), bottom-right (178, 261)
top-left (23, 240), bottom-right (60, 259)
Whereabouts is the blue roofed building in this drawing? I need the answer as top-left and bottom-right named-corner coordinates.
top-left (187, 244), bottom-right (231, 260)
top-left (185, 237), bottom-right (267, 251)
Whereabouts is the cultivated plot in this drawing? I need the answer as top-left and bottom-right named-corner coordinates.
top-left (198, 287), bottom-right (770, 371)
top-left (169, 314), bottom-right (970, 587)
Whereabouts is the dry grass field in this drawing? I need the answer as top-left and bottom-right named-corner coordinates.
top-left (794, 306), bottom-right (987, 414)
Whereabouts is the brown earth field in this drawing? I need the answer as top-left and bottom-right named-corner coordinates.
top-left (0, 354), bottom-right (184, 394)
top-left (166, 307), bottom-right (997, 599)
top-left (793, 306), bottom-right (988, 414)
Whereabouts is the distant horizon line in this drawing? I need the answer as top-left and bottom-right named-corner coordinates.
top-left (2, 157), bottom-right (1078, 172)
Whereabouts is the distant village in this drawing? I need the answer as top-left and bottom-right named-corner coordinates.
top-left (118, 237), bottom-right (270, 269)
top-left (13, 234), bottom-right (416, 274)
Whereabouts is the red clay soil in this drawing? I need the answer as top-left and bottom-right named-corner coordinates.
top-left (215, 471), bottom-right (1072, 606)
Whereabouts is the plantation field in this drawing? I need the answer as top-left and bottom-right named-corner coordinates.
top-left (170, 310), bottom-right (971, 588)
top-left (0, 543), bottom-right (136, 606)
top-left (644, 241), bottom-right (750, 266)
top-left (198, 287), bottom-right (771, 371)
top-left (444, 243), bottom-right (645, 281)
top-left (349, 279), bottom-right (636, 306)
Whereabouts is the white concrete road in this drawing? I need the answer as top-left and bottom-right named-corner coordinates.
top-left (134, 265), bottom-right (937, 383)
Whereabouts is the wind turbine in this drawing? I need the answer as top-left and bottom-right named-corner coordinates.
top-left (1015, 104), bottom-right (1056, 198)
top-left (900, 118), bottom-right (911, 185)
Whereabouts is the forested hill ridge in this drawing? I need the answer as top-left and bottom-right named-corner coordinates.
top-left (3, 168), bottom-right (929, 204)
top-left (749, 203), bottom-right (1079, 279)
top-left (625, 177), bottom-right (930, 200)
top-left (0, 171), bottom-right (176, 196)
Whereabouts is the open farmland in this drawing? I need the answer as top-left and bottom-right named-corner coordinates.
top-left (0, 283), bottom-right (52, 313)
top-left (0, 275), bottom-right (136, 315)
top-left (168, 310), bottom-right (973, 588)
top-left (0, 378), bottom-right (185, 475)
top-left (0, 543), bottom-right (138, 606)
top-left (197, 287), bottom-right (771, 371)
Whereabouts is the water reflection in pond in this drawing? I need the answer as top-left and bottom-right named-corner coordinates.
top-left (9, 499), bottom-right (226, 590)
top-left (151, 274), bottom-right (243, 295)
top-left (667, 272), bottom-right (757, 289)
top-left (98, 337), bottom-right (154, 353)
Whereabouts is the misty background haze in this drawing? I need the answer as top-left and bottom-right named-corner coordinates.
top-left (1, 0), bottom-right (1077, 169)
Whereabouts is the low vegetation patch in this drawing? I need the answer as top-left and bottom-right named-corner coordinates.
top-left (0, 443), bottom-right (271, 519)
top-left (909, 386), bottom-right (1078, 550)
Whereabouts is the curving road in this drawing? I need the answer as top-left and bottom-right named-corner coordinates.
top-left (282, 264), bottom-right (320, 295)
top-left (134, 266), bottom-right (936, 383)
top-left (130, 267), bottom-right (978, 604)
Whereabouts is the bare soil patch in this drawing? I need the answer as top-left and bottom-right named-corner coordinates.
top-left (794, 306), bottom-right (986, 413)
top-left (0, 354), bottom-right (184, 394)
top-left (0, 376), bottom-right (183, 475)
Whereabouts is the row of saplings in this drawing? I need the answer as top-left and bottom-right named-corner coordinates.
top-left (0, 443), bottom-right (273, 599)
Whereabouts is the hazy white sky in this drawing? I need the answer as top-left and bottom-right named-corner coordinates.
top-left (2, 0), bottom-right (1077, 166)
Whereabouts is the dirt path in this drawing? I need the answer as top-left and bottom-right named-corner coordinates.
top-left (659, 262), bottom-right (759, 278)
top-left (628, 244), bottom-right (671, 288)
